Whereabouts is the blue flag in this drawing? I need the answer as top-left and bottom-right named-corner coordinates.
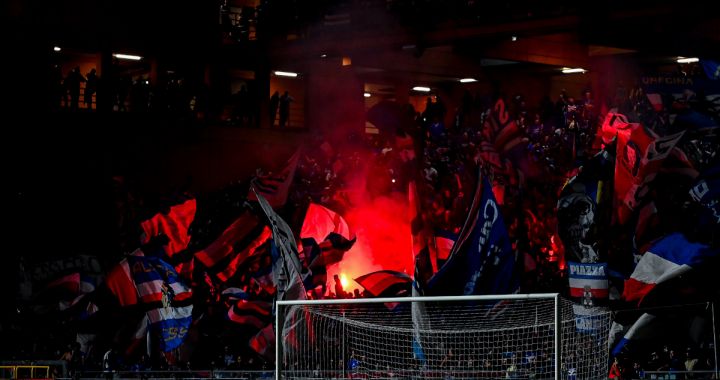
top-left (701, 60), bottom-right (720, 80)
top-left (426, 174), bottom-right (517, 295)
top-left (126, 252), bottom-right (193, 352)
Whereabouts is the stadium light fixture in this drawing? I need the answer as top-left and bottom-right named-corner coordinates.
top-left (676, 57), bottom-right (699, 63)
top-left (561, 67), bottom-right (586, 74)
top-left (412, 86), bottom-right (431, 92)
top-left (511, 36), bottom-right (518, 42)
top-left (53, 46), bottom-right (61, 52)
top-left (459, 78), bottom-right (477, 83)
top-left (364, 92), bottom-right (371, 98)
top-left (113, 53), bottom-right (142, 61)
top-left (274, 71), bottom-right (298, 77)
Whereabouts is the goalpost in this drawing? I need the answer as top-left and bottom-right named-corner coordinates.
top-left (276, 294), bottom-right (611, 379)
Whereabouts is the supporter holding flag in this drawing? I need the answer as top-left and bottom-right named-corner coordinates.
top-left (426, 168), bottom-right (518, 296)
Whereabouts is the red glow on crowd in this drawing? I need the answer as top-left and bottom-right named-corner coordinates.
top-left (326, 194), bottom-right (413, 293)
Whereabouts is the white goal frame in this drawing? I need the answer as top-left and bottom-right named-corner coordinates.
top-left (276, 293), bottom-right (561, 380)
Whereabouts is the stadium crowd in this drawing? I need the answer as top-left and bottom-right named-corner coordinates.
top-left (7, 62), bottom-right (718, 379)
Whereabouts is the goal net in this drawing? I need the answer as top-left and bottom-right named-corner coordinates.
top-left (277, 294), bottom-right (611, 379)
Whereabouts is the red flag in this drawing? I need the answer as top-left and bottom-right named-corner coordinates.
top-left (227, 300), bottom-right (272, 329)
top-left (614, 126), bottom-right (684, 224)
top-left (105, 257), bottom-right (137, 306)
top-left (300, 203), bottom-right (353, 243)
top-left (141, 199), bottom-right (196, 256)
top-left (249, 323), bottom-right (275, 360)
top-left (195, 210), bottom-right (271, 282)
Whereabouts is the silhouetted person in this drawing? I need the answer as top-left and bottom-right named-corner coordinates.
top-left (65, 66), bottom-right (86, 111)
top-left (51, 64), bottom-right (65, 111)
top-left (279, 90), bottom-right (293, 128)
top-left (84, 68), bottom-right (97, 109)
top-left (333, 274), bottom-right (344, 298)
top-left (269, 90), bottom-right (280, 126)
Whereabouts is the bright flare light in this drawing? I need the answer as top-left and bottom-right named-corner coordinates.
top-left (412, 86), bottom-right (431, 92)
top-left (364, 92), bottom-right (371, 98)
top-left (561, 67), bottom-right (586, 74)
top-left (459, 78), bottom-right (477, 83)
top-left (676, 57), bottom-right (699, 63)
top-left (113, 53), bottom-right (142, 61)
top-left (274, 71), bottom-right (298, 77)
top-left (340, 274), bottom-right (349, 289)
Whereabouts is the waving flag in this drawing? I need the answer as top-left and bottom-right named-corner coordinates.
top-left (249, 323), bottom-right (276, 360)
top-left (248, 149), bottom-right (300, 209)
top-left (252, 186), bottom-right (307, 302)
top-left (141, 198), bottom-right (196, 256)
top-left (300, 203), bottom-right (353, 244)
top-left (106, 250), bottom-right (193, 351)
top-left (599, 112), bottom-right (638, 146)
top-left (567, 262), bottom-right (609, 305)
top-left (221, 287), bottom-right (249, 301)
top-left (227, 300), bottom-right (272, 328)
top-left (614, 124), bottom-right (684, 224)
top-left (432, 229), bottom-right (457, 268)
top-left (299, 203), bottom-right (356, 282)
top-left (354, 270), bottom-right (412, 297)
top-left (194, 209), bottom-right (272, 282)
top-left (701, 60), bottom-right (720, 80)
top-left (689, 160), bottom-right (720, 226)
top-left (623, 233), bottom-right (719, 306)
top-left (427, 171), bottom-right (517, 296)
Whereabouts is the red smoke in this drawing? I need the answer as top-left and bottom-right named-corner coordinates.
top-left (324, 150), bottom-right (413, 294)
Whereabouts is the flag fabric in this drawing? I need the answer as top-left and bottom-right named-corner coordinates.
top-left (701, 60), bottom-right (720, 80)
top-left (227, 300), bottom-right (272, 329)
top-left (106, 256), bottom-right (139, 306)
top-left (39, 272), bottom-right (98, 312)
top-left (354, 270), bottom-right (412, 297)
top-left (426, 172), bottom-right (517, 296)
top-left (140, 198), bottom-right (196, 257)
top-left (611, 313), bottom-right (656, 356)
top-left (689, 160), bottom-right (720, 226)
top-left (614, 124), bottom-right (684, 225)
top-left (298, 203), bottom-right (356, 291)
top-left (248, 149), bottom-right (300, 209)
top-left (623, 233), bottom-right (720, 306)
top-left (247, 250), bottom-right (277, 295)
top-left (300, 203), bottom-right (353, 244)
top-left (599, 113), bottom-right (637, 145)
top-left (127, 252), bottom-right (193, 352)
top-left (106, 250), bottom-right (193, 351)
top-left (221, 287), bottom-right (249, 301)
top-left (433, 229), bottom-right (456, 262)
top-left (251, 187), bottom-right (307, 302)
top-left (610, 303), bottom-right (712, 357)
top-left (567, 262), bottom-right (609, 305)
top-left (194, 210), bottom-right (272, 283)
top-left (249, 323), bottom-right (276, 360)
top-left (304, 235), bottom-right (355, 270)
